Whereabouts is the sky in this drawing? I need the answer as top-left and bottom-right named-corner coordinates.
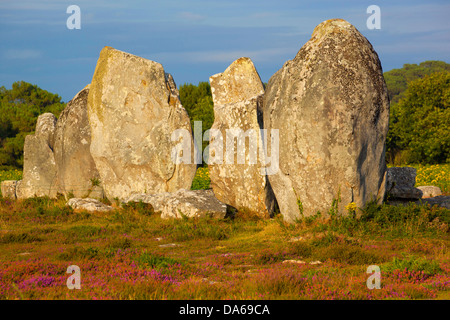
top-left (0, 0), bottom-right (449, 102)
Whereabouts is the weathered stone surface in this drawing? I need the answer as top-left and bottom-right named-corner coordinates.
top-left (15, 180), bottom-right (24, 199)
top-left (125, 189), bottom-right (228, 219)
top-left (210, 57), bottom-right (265, 106)
top-left (1, 180), bottom-right (17, 199)
top-left (209, 57), bottom-right (276, 218)
top-left (386, 167), bottom-right (423, 200)
top-left (263, 19), bottom-right (390, 221)
top-left (17, 113), bottom-right (58, 199)
top-left (53, 85), bottom-right (104, 199)
top-left (87, 46), bottom-right (197, 201)
top-left (417, 186), bottom-right (442, 199)
top-left (67, 198), bottom-right (114, 212)
top-left (389, 195), bottom-right (450, 210)
top-left (419, 196), bottom-right (450, 209)
top-left (124, 192), bottom-right (172, 211)
top-left (161, 189), bottom-right (227, 219)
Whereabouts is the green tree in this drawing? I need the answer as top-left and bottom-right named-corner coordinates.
top-left (387, 72), bottom-right (450, 164)
top-left (384, 60), bottom-right (450, 105)
top-left (0, 81), bottom-right (66, 169)
top-left (179, 82), bottom-right (214, 165)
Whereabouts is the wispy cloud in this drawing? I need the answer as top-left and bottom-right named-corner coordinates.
top-left (0, 0), bottom-right (129, 11)
top-left (380, 3), bottom-right (450, 35)
top-left (3, 49), bottom-right (42, 60)
top-left (178, 11), bottom-right (207, 22)
top-left (148, 47), bottom-right (296, 64)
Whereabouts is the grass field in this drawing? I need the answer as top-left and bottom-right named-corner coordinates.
top-left (0, 165), bottom-right (449, 300)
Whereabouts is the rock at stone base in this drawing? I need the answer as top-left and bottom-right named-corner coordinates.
top-left (161, 189), bottom-right (227, 219)
top-left (419, 196), bottom-right (450, 210)
top-left (417, 186), bottom-right (442, 199)
top-left (386, 167), bottom-right (423, 200)
top-left (124, 189), bottom-right (227, 219)
top-left (1, 180), bottom-right (17, 199)
top-left (387, 195), bottom-right (450, 210)
top-left (67, 198), bottom-right (114, 212)
top-left (282, 260), bottom-right (306, 264)
top-left (124, 192), bottom-right (172, 211)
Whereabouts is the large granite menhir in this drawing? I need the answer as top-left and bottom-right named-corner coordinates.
top-left (87, 46), bottom-right (197, 201)
top-left (263, 19), bottom-right (390, 221)
top-left (208, 57), bottom-right (276, 218)
top-left (53, 85), bottom-right (103, 199)
top-left (16, 87), bottom-right (102, 199)
top-left (15, 47), bottom-right (197, 202)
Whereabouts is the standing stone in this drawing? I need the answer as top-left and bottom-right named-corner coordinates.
top-left (16, 113), bottom-right (58, 199)
top-left (53, 85), bottom-right (103, 199)
top-left (263, 19), bottom-right (390, 221)
top-left (1, 180), bottom-right (17, 199)
top-left (208, 57), bottom-right (276, 218)
top-left (87, 46), bottom-right (197, 201)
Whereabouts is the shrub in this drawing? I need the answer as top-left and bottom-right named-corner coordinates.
top-left (134, 252), bottom-right (180, 270)
top-left (315, 243), bottom-right (386, 265)
top-left (122, 201), bottom-right (154, 216)
top-left (382, 255), bottom-right (442, 275)
top-left (0, 232), bottom-right (42, 244)
top-left (388, 72), bottom-right (450, 164)
top-left (191, 167), bottom-right (211, 190)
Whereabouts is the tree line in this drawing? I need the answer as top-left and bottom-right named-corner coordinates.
top-left (0, 81), bottom-right (65, 170)
top-left (0, 60), bottom-right (448, 170)
top-left (384, 61), bottom-right (450, 164)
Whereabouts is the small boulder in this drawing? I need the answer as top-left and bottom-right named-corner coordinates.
top-left (1, 180), bottom-right (17, 199)
top-left (282, 260), bottom-right (306, 265)
top-left (386, 167), bottom-right (423, 200)
top-left (417, 186), bottom-right (442, 199)
top-left (124, 189), bottom-right (228, 219)
top-left (123, 192), bottom-right (171, 211)
top-left (419, 196), bottom-right (450, 210)
top-left (161, 189), bottom-right (227, 219)
top-left (67, 198), bottom-right (114, 212)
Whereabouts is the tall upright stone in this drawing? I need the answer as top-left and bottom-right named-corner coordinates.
top-left (87, 46), bottom-right (197, 201)
top-left (16, 113), bottom-right (58, 199)
top-left (263, 19), bottom-right (390, 221)
top-left (209, 57), bottom-right (276, 218)
top-left (53, 85), bottom-right (103, 198)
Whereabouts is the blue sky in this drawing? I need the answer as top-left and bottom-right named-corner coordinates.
top-left (1, 0), bottom-right (449, 102)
